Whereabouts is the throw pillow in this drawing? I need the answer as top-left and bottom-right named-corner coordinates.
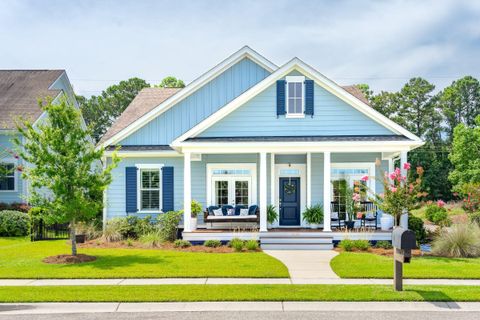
top-left (227, 208), bottom-right (235, 216)
top-left (240, 208), bottom-right (249, 216)
top-left (213, 208), bottom-right (223, 216)
top-left (331, 212), bottom-right (339, 219)
top-left (366, 212), bottom-right (375, 219)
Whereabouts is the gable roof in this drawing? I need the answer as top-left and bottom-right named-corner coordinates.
top-left (0, 70), bottom-right (64, 129)
top-left (98, 46), bottom-right (277, 148)
top-left (99, 87), bottom-right (181, 144)
top-left (342, 85), bottom-right (369, 105)
top-left (172, 58), bottom-right (422, 146)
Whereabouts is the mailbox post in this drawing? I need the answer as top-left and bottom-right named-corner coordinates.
top-left (391, 227), bottom-right (416, 291)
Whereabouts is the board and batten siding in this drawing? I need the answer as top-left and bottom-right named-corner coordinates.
top-left (0, 134), bottom-right (24, 203)
top-left (118, 58), bottom-right (271, 146)
top-left (199, 77), bottom-right (397, 137)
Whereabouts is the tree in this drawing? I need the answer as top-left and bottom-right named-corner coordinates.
top-left (155, 76), bottom-right (185, 88)
top-left (439, 76), bottom-right (480, 142)
top-left (14, 99), bottom-right (119, 256)
top-left (79, 78), bottom-right (150, 142)
top-left (448, 116), bottom-right (480, 191)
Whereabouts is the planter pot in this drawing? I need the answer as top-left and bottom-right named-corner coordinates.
top-left (190, 217), bottom-right (197, 230)
top-left (345, 221), bottom-right (355, 230)
top-left (400, 213), bottom-right (409, 229)
top-left (380, 214), bottom-right (394, 231)
top-left (309, 223), bottom-right (320, 229)
top-left (75, 234), bottom-right (86, 244)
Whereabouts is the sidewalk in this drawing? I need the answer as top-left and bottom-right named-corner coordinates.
top-left (1, 301), bottom-right (480, 314)
top-left (1, 278), bottom-right (480, 286)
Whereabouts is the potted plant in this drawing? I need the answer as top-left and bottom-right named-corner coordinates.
top-left (190, 200), bottom-right (202, 230)
top-left (344, 185), bottom-right (357, 230)
top-left (302, 204), bottom-right (324, 229)
top-left (267, 204), bottom-right (278, 228)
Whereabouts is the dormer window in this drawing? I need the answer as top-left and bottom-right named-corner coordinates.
top-left (285, 76), bottom-right (305, 118)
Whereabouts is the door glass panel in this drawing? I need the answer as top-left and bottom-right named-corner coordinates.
top-left (235, 180), bottom-right (249, 206)
top-left (215, 180), bottom-right (229, 206)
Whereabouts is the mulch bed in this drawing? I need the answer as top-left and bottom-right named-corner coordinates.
top-left (42, 254), bottom-right (97, 264)
top-left (335, 247), bottom-right (425, 257)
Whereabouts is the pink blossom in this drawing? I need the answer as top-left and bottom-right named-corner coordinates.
top-left (352, 193), bottom-right (361, 202)
top-left (403, 162), bottom-right (411, 170)
top-left (379, 193), bottom-right (385, 199)
top-left (357, 212), bottom-right (364, 219)
top-left (389, 186), bottom-right (397, 193)
top-left (437, 200), bottom-right (446, 208)
top-left (395, 168), bottom-right (401, 175)
top-left (361, 175), bottom-right (369, 182)
top-left (389, 172), bottom-right (397, 180)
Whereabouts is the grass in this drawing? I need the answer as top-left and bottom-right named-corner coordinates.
top-left (0, 285), bottom-right (479, 302)
top-left (331, 252), bottom-right (480, 279)
top-left (0, 237), bottom-right (288, 278)
top-left (412, 201), bottom-right (466, 221)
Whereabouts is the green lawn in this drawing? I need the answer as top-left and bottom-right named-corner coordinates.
top-left (331, 252), bottom-right (480, 279)
top-left (1, 285), bottom-right (479, 302)
top-left (0, 237), bottom-right (288, 278)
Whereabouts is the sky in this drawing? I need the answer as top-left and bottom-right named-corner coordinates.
top-left (1, 0), bottom-right (480, 97)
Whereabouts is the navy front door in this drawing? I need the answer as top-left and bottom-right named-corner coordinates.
top-left (279, 177), bottom-right (301, 226)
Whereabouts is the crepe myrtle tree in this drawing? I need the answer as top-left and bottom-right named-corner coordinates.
top-left (14, 98), bottom-right (119, 256)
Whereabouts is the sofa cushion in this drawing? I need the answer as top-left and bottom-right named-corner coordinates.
top-left (206, 215), bottom-right (257, 220)
top-left (213, 208), bottom-right (223, 216)
top-left (239, 208), bottom-right (249, 216)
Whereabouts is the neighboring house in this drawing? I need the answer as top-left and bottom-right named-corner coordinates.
top-left (99, 46), bottom-right (423, 249)
top-left (0, 70), bottom-right (79, 204)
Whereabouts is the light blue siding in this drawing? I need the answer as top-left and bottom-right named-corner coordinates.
top-left (119, 58), bottom-right (271, 145)
top-left (0, 134), bottom-right (24, 203)
top-left (199, 74), bottom-right (397, 137)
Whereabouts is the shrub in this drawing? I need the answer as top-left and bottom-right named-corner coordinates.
top-left (76, 221), bottom-right (102, 240)
top-left (0, 210), bottom-right (30, 236)
top-left (204, 239), bottom-right (222, 248)
top-left (425, 204), bottom-right (450, 226)
top-left (408, 215), bottom-right (427, 244)
top-left (432, 224), bottom-right (480, 258)
top-left (124, 215), bottom-right (155, 239)
top-left (302, 204), bottom-right (324, 225)
top-left (267, 205), bottom-right (278, 224)
top-left (245, 239), bottom-right (259, 251)
top-left (174, 239), bottom-right (191, 248)
top-left (338, 239), bottom-right (355, 251)
top-left (469, 212), bottom-right (480, 226)
top-left (352, 239), bottom-right (370, 251)
top-left (157, 211), bottom-right (183, 242)
top-left (125, 238), bottom-right (134, 247)
top-left (228, 237), bottom-right (245, 252)
top-left (139, 231), bottom-right (163, 247)
top-left (374, 240), bottom-right (393, 249)
top-left (0, 202), bottom-right (30, 213)
top-left (102, 218), bottom-right (129, 242)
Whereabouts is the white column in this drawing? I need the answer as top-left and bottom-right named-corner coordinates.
top-left (306, 152), bottom-right (312, 208)
top-left (323, 151), bottom-right (332, 232)
top-left (183, 151), bottom-right (192, 232)
top-left (102, 156), bottom-right (108, 230)
top-left (388, 158), bottom-right (394, 173)
top-left (270, 153), bottom-right (275, 206)
top-left (259, 152), bottom-right (268, 232)
top-left (400, 151), bottom-right (408, 177)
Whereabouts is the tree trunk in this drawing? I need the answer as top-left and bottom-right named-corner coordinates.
top-left (70, 219), bottom-right (77, 256)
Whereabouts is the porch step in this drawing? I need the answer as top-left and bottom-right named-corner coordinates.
top-left (260, 231), bottom-right (333, 250)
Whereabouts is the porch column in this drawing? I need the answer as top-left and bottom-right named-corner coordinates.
top-left (323, 151), bottom-right (332, 231)
top-left (306, 152), bottom-right (312, 207)
top-left (388, 158), bottom-right (394, 173)
top-left (259, 152), bottom-right (268, 232)
top-left (183, 151), bottom-right (192, 232)
top-left (400, 151), bottom-right (408, 177)
top-left (270, 153), bottom-right (275, 206)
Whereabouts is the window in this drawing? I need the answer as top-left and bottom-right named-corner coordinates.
top-left (140, 169), bottom-right (160, 211)
top-left (0, 163), bottom-right (15, 191)
top-left (215, 180), bottom-right (229, 206)
top-left (286, 76), bottom-right (304, 118)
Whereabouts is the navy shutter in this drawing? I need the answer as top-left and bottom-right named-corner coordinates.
top-left (162, 166), bottom-right (174, 212)
top-left (305, 80), bottom-right (314, 116)
top-left (125, 167), bottom-right (138, 213)
top-left (276, 80), bottom-right (286, 116)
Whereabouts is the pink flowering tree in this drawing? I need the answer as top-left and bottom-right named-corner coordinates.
top-left (354, 162), bottom-right (425, 226)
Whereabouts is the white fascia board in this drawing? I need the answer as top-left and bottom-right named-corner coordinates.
top-left (98, 46), bottom-right (278, 149)
top-left (104, 150), bottom-right (183, 158)
top-left (172, 58), bottom-right (423, 145)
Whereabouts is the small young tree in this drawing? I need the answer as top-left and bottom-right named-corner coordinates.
top-left (14, 98), bottom-right (119, 256)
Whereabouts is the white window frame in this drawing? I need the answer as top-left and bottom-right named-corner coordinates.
top-left (0, 159), bottom-right (17, 192)
top-left (330, 162), bottom-right (376, 198)
top-left (136, 164), bottom-right (164, 213)
top-left (206, 163), bottom-right (257, 207)
top-left (285, 76), bottom-right (305, 118)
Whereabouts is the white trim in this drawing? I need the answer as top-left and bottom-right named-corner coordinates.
top-left (172, 58), bottom-right (423, 146)
top-left (0, 158), bottom-right (18, 193)
top-left (104, 150), bottom-right (182, 158)
top-left (135, 163), bottom-right (164, 213)
top-left (183, 152), bottom-right (192, 231)
top-left (400, 151), bottom-right (408, 177)
top-left (206, 163), bottom-right (257, 207)
top-left (98, 46), bottom-right (278, 148)
top-left (306, 152), bottom-right (311, 208)
top-left (323, 151), bottom-right (332, 232)
top-left (259, 152), bottom-right (267, 232)
top-left (285, 76), bottom-right (305, 118)
top-left (102, 156), bottom-right (107, 229)
top-left (274, 163), bottom-right (307, 228)
top-left (331, 162), bottom-right (377, 196)
top-left (270, 153), bottom-right (275, 206)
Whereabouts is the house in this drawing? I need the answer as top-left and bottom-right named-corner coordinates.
top-left (99, 46), bottom-right (423, 249)
top-left (0, 70), bottom-right (79, 204)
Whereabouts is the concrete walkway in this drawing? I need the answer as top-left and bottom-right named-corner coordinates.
top-left (1, 302), bottom-right (480, 314)
top-left (1, 278), bottom-right (480, 286)
top-left (264, 250), bottom-right (340, 280)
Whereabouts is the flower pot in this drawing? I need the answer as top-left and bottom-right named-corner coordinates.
top-left (75, 234), bottom-right (86, 244)
top-left (190, 217), bottom-right (197, 230)
top-left (345, 221), bottom-right (355, 230)
top-left (400, 213), bottom-right (409, 229)
top-left (380, 214), bottom-right (394, 231)
top-left (309, 223), bottom-right (320, 229)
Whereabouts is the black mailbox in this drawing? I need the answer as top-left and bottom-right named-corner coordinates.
top-left (392, 227), bottom-right (416, 263)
